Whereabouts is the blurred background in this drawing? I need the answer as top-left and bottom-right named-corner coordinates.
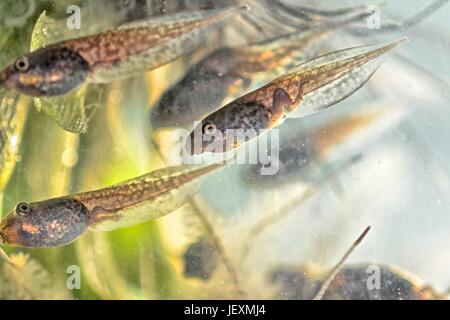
top-left (0, 0), bottom-right (449, 299)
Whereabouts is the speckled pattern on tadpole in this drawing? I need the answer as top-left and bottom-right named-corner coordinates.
top-left (188, 38), bottom-right (408, 154)
top-left (151, 27), bottom-right (333, 129)
top-left (0, 162), bottom-right (225, 248)
top-left (151, 6), bottom-right (377, 129)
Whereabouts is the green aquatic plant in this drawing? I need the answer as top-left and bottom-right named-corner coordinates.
top-left (0, 252), bottom-right (71, 299)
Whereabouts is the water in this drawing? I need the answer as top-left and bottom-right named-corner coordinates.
top-left (0, 0), bottom-right (449, 299)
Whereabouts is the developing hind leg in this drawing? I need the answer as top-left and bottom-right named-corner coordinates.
top-left (271, 81), bottom-right (308, 122)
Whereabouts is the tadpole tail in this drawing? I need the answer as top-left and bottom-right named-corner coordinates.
top-left (0, 246), bottom-right (18, 269)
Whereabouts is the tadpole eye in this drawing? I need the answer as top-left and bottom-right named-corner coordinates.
top-left (202, 122), bottom-right (217, 135)
top-left (16, 202), bottom-right (31, 215)
top-left (14, 57), bottom-right (29, 72)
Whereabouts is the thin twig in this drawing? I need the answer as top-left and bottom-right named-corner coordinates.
top-left (313, 226), bottom-right (371, 300)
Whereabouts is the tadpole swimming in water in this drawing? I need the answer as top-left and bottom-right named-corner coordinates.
top-left (0, 161), bottom-right (226, 248)
top-left (186, 38), bottom-right (407, 155)
top-left (0, 5), bottom-right (248, 97)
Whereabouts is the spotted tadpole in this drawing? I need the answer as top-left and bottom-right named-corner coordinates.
top-left (186, 38), bottom-right (408, 154)
top-left (0, 5), bottom-right (248, 97)
top-left (0, 161), bottom-right (226, 248)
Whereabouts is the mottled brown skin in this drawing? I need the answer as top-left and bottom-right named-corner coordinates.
top-left (0, 163), bottom-right (222, 248)
top-left (150, 46), bottom-right (298, 129)
top-left (73, 163), bottom-right (222, 224)
top-left (0, 6), bottom-right (244, 97)
top-left (63, 16), bottom-right (221, 70)
top-left (186, 40), bottom-right (403, 155)
top-left (238, 40), bottom-right (401, 108)
top-left (186, 81), bottom-right (307, 154)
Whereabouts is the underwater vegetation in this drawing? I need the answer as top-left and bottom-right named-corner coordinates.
top-left (0, 0), bottom-right (449, 300)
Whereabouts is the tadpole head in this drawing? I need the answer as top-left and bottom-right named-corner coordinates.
top-left (0, 198), bottom-right (90, 248)
top-left (186, 102), bottom-right (268, 155)
top-left (0, 46), bottom-right (90, 97)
